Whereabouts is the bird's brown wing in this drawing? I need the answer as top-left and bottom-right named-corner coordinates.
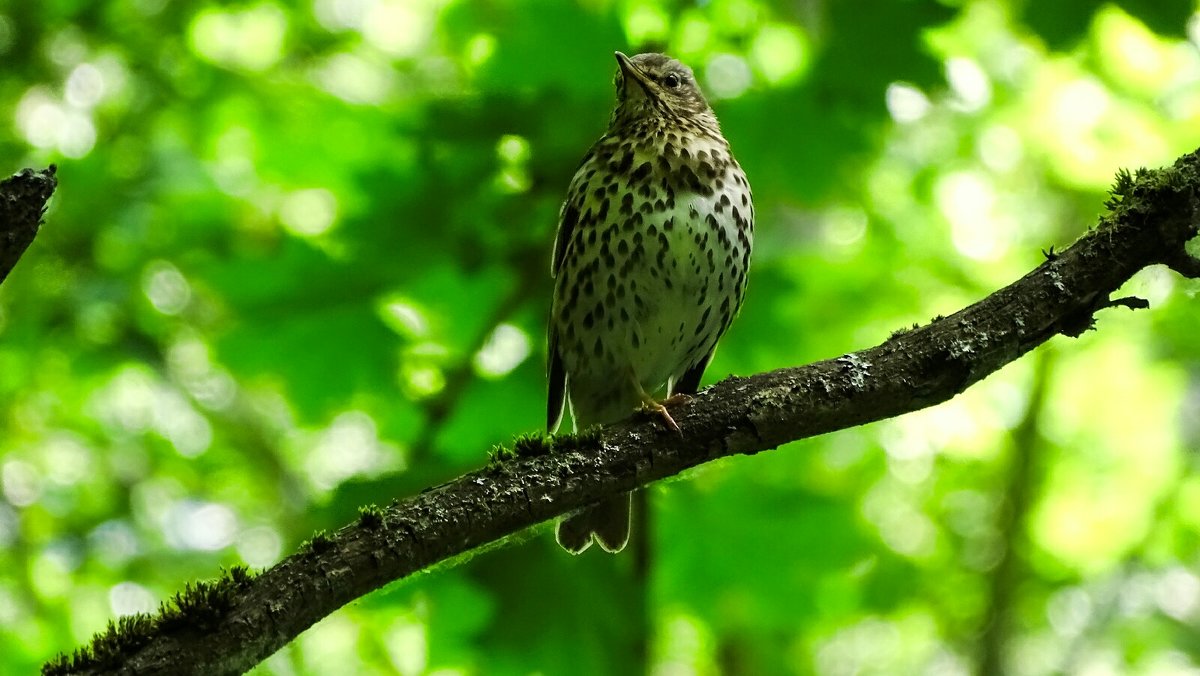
top-left (551, 201), bottom-right (579, 277)
top-left (547, 329), bottom-right (567, 432)
top-left (553, 140), bottom-right (603, 277)
top-left (547, 191), bottom-right (580, 431)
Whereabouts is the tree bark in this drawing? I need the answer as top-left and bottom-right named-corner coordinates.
top-left (0, 165), bottom-right (57, 284)
top-left (42, 149), bottom-right (1200, 675)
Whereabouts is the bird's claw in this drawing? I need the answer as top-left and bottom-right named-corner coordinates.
top-left (638, 399), bottom-right (682, 434)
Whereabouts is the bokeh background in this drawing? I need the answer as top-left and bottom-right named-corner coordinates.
top-left (3, 0), bottom-right (1200, 674)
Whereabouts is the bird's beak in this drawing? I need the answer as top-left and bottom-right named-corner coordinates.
top-left (615, 51), bottom-right (654, 96)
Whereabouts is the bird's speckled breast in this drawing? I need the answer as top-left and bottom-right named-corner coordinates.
top-left (551, 118), bottom-right (753, 413)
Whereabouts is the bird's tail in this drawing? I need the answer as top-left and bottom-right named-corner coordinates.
top-left (554, 391), bottom-right (637, 554)
top-left (556, 492), bottom-right (631, 554)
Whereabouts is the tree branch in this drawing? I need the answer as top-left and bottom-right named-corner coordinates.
top-left (0, 165), bottom-right (57, 285)
top-left (48, 150), bottom-right (1200, 675)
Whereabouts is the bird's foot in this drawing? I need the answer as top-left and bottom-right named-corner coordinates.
top-left (662, 393), bottom-right (692, 406)
top-left (638, 398), bottom-right (682, 434)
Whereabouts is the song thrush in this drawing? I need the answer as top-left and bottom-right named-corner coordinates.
top-left (547, 52), bottom-right (754, 554)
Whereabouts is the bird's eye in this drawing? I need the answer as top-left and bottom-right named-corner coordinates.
top-left (663, 73), bottom-right (681, 88)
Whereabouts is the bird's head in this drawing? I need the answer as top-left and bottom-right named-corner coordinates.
top-left (609, 52), bottom-right (713, 128)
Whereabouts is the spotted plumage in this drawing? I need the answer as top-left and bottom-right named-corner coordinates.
top-left (548, 52), bottom-right (754, 554)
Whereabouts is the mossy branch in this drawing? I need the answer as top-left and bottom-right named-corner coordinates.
top-left (46, 148), bottom-right (1200, 675)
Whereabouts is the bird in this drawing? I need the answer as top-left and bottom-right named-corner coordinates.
top-left (546, 52), bottom-right (754, 554)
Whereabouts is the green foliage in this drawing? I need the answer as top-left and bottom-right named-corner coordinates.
top-left (1021, 0), bottom-right (1194, 47)
top-left (3, 0), bottom-right (1200, 674)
